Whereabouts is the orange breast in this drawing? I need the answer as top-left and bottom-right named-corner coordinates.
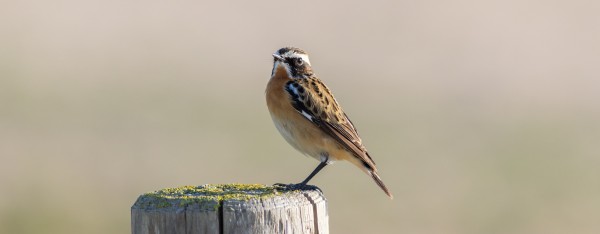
top-left (265, 65), bottom-right (354, 163)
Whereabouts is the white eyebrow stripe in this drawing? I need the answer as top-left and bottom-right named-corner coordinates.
top-left (296, 54), bottom-right (311, 65)
top-left (283, 52), bottom-right (311, 66)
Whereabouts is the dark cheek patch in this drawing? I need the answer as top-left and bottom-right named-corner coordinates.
top-left (290, 66), bottom-right (298, 77)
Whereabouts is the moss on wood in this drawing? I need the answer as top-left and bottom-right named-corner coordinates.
top-left (132, 184), bottom-right (293, 210)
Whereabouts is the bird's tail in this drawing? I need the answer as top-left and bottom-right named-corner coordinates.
top-left (370, 171), bottom-right (393, 199)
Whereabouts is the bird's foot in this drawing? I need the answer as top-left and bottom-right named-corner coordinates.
top-left (273, 183), bottom-right (322, 193)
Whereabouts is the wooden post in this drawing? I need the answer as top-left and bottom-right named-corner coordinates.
top-left (131, 184), bottom-right (328, 234)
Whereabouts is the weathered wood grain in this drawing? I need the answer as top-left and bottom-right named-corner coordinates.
top-left (131, 184), bottom-right (328, 234)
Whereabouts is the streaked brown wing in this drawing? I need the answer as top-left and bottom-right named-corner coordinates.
top-left (285, 78), bottom-right (377, 170)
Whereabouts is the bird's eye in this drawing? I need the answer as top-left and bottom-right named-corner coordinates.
top-left (295, 58), bottom-right (304, 66)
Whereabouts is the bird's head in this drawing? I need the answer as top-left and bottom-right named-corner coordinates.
top-left (271, 47), bottom-right (313, 79)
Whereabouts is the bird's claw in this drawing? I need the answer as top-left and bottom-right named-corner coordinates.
top-left (273, 183), bottom-right (322, 193)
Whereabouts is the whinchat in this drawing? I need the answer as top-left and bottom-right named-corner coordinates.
top-left (266, 47), bottom-right (393, 199)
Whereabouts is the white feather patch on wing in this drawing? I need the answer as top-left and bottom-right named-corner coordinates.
top-left (286, 82), bottom-right (314, 122)
top-left (286, 82), bottom-right (300, 96)
top-left (300, 110), bottom-right (313, 121)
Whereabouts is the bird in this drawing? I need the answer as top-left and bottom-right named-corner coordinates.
top-left (265, 47), bottom-right (393, 199)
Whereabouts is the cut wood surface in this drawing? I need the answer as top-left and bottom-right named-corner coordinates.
top-left (131, 184), bottom-right (328, 234)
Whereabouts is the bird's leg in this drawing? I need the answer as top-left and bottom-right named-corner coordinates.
top-left (298, 161), bottom-right (328, 186)
top-left (274, 161), bottom-right (327, 192)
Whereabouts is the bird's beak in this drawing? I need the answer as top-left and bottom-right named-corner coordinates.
top-left (272, 54), bottom-right (284, 61)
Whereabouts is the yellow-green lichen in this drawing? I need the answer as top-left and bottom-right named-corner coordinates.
top-left (132, 184), bottom-right (288, 210)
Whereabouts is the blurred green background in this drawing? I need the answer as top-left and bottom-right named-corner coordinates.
top-left (1, 0), bottom-right (599, 233)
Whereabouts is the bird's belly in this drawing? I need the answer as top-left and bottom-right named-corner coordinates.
top-left (271, 117), bottom-right (334, 162)
top-left (271, 117), bottom-right (319, 158)
top-left (270, 115), bottom-right (354, 163)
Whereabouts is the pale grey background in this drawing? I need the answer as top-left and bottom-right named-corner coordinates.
top-left (1, 0), bottom-right (599, 233)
